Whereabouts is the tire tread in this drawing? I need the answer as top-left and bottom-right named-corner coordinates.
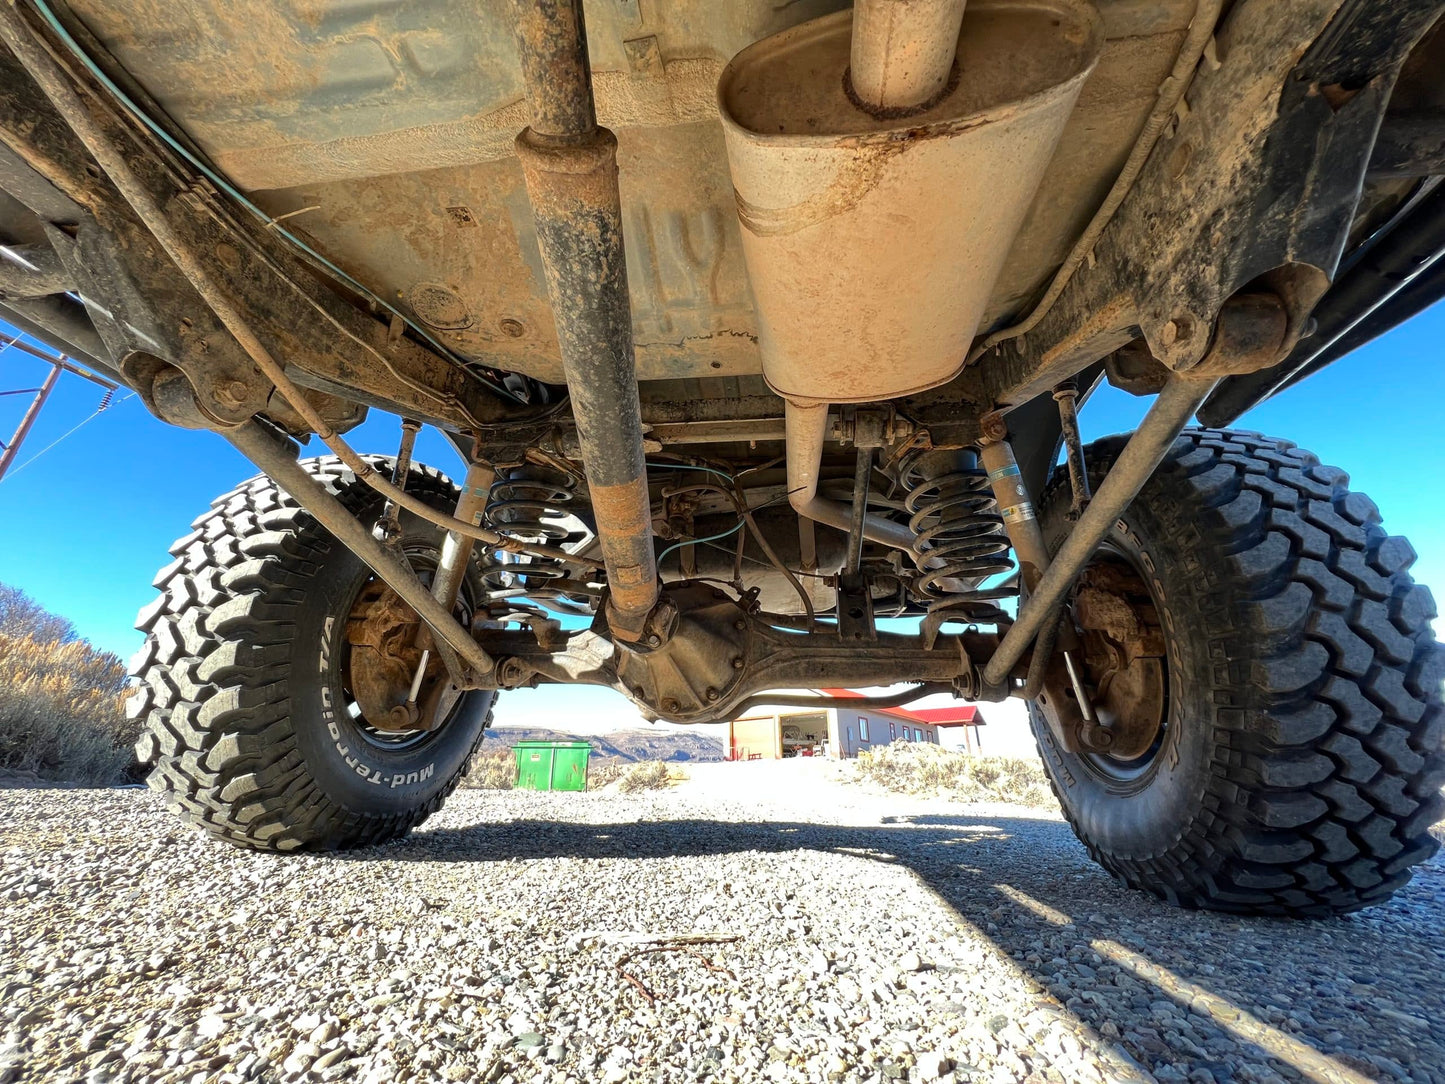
top-left (130, 456), bottom-right (491, 852)
top-left (1036, 429), bottom-right (1445, 916)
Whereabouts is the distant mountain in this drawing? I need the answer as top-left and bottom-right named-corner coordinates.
top-left (482, 726), bottom-right (724, 763)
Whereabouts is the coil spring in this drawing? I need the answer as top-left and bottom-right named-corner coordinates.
top-left (900, 450), bottom-right (1015, 625)
top-left (483, 466), bottom-right (581, 593)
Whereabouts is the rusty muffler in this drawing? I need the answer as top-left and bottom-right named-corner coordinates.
top-left (718, 0), bottom-right (1100, 406)
top-left (719, 0), bottom-right (1101, 566)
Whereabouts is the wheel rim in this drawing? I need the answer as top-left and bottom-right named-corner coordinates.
top-left (341, 548), bottom-right (472, 751)
top-left (1071, 542), bottom-right (1171, 793)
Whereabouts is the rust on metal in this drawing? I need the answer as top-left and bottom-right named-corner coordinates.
top-left (982, 376), bottom-right (1216, 688)
top-left (51, 0), bottom-right (1221, 393)
top-left (511, 0), bottom-right (597, 143)
top-left (511, 0), bottom-right (660, 641)
top-left (1183, 290), bottom-right (1291, 378)
top-left (589, 476), bottom-right (658, 624)
top-left (1053, 382), bottom-right (1091, 519)
top-left (1074, 561), bottom-right (1167, 760)
top-left (513, 128), bottom-right (623, 220)
top-left (717, 0), bottom-right (1102, 404)
top-left (345, 581), bottom-right (460, 731)
top-left (849, 0), bottom-right (969, 117)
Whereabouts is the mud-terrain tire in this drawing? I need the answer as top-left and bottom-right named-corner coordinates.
top-left (1031, 429), bottom-right (1445, 916)
top-left (129, 456), bottom-right (495, 851)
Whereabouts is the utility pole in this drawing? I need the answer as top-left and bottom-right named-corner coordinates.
top-left (0, 334), bottom-right (118, 481)
top-left (0, 361), bottom-right (61, 480)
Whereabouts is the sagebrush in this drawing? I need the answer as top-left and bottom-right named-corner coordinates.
top-left (0, 585), bottom-right (135, 784)
top-left (587, 757), bottom-right (628, 789)
top-left (463, 750), bottom-right (516, 790)
top-left (617, 759), bottom-right (681, 793)
top-left (855, 742), bottom-right (1057, 809)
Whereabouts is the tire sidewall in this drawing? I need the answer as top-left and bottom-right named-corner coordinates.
top-left (286, 507), bottom-right (492, 816)
top-left (1029, 463), bottom-right (1220, 862)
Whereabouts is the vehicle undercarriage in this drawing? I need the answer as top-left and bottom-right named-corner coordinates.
top-left (2, 0), bottom-right (1442, 914)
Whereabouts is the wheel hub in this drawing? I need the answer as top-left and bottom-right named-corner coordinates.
top-left (1073, 557), bottom-right (1168, 763)
top-left (344, 579), bottom-right (461, 733)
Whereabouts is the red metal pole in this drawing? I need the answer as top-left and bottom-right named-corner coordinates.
top-left (0, 361), bottom-right (60, 480)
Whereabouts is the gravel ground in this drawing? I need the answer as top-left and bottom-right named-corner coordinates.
top-left (1, 760), bottom-right (1442, 1084)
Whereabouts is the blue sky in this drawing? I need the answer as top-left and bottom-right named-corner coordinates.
top-left (2, 307), bottom-right (1442, 729)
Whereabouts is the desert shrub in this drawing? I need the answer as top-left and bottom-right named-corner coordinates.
top-left (464, 749), bottom-right (515, 789)
top-left (855, 742), bottom-right (1056, 809)
top-left (617, 759), bottom-right (680, 793)
top-left (0, 620), bottom-right (134, 785)
top-left (587, 757), bottom-right (627, 790)
top-left (0, 583), bottom-right (75, 643)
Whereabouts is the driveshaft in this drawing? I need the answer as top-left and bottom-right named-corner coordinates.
top-left (509, 0), bottom-right (659, 642)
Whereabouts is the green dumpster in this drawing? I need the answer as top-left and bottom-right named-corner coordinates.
top-left (513, 740), bottom-right (592, 791)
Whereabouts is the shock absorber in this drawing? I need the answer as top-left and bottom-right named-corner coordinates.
top-left (483, 465), bottom-right (585, 596)
top-left (900, 448), bottom-right (1015, 625)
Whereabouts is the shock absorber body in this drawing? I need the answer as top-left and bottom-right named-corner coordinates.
top-left (978, 425), bottom-right (1107, 742)
top-left (900, 448), bottom-right (1015, 625)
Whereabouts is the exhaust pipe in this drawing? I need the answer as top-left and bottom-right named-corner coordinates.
top-left (720, 0), bottom-right (1100, 560)
top-left (785, 402), bottom-right (915, 552)
top-left (850, 0), bottom-right (969, 115)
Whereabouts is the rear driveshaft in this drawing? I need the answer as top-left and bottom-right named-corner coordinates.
top-left (509, 0), bottom-right (659, 643)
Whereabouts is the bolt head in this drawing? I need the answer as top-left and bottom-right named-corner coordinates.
top-left (381, 705), bottom-right (414, 730)
top-left (980, 412), bottom-right (1007, 443)
top-left (214, 379), bottom-right (249, 407)
top-left (705, 688), bottom-right (719, 702)
top-left (731, 656), bottom-right (744, 670)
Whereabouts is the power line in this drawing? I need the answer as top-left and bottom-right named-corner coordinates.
top-left (0, 326), bottom-right (123, 481)
top-left (0, 390), bottom-right (136, 484)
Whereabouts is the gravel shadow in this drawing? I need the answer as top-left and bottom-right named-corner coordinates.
top-left (352, 810), bottom-right (1445, 1083)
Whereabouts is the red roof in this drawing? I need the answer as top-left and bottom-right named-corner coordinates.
top-left (818, 691), bottom-right (985, 727)
top-left (905, 705), bottom-right (982, 726)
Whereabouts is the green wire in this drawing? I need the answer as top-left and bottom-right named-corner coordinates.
top-left (656, 519), bottom-right (746, 565)
top-left (645, 460), bottom-right (736, 483)
top-left (646, 460), bottom-right (743, 564)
